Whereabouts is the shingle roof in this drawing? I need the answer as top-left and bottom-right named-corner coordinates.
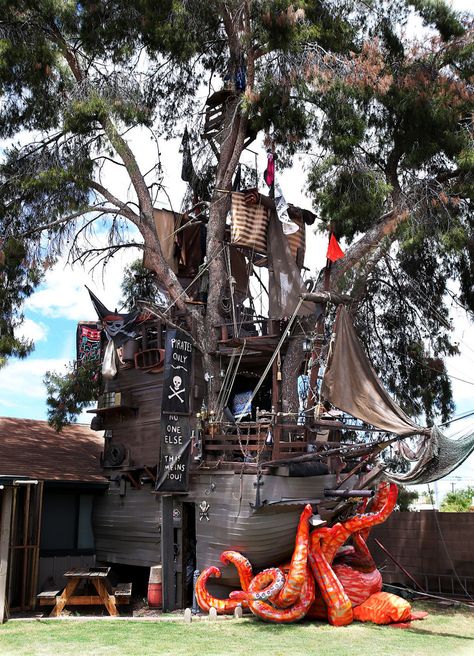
top-left (0, 417), bottom-right (106, 483)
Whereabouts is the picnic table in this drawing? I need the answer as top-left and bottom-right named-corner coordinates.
top-left (38, 567), bottom-right (131, 617)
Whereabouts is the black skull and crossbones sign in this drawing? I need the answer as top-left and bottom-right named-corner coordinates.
top-left (168, 375), bottom-right (185, 403)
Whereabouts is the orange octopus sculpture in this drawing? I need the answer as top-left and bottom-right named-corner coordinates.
top-left (195, 482), bottom-right (428, 625)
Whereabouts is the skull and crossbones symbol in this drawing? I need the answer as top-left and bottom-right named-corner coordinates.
top-left (168, 375), bottom-right (185, 403)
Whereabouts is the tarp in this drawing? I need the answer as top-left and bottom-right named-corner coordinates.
top-left (321, 306), bottom-right (423, 436)
top-left (267, 213), bottom-right (314, 319)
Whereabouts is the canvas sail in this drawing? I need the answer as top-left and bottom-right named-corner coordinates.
top-left (321, 306), bottom-right (474, 484)
top-left (321, 306), bottom-right (423, 436)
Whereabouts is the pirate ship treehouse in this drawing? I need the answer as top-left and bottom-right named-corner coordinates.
top-left (83, 190), bottom-right (474, 611)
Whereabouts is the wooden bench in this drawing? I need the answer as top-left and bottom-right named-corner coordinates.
top-left (37, 590), bottom-right (61, 606)
top-left (113, 582), bottom-right (132, 605)
top-left (37, 582), bottom-right (132, 608)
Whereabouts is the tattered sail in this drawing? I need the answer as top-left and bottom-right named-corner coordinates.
top-left (321, 305), bottom-right (474, 483)
top-left (321, 306), bottom-right (423, 436)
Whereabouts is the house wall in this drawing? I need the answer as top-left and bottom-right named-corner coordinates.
top-left (368, 511), bottom-right (474, 596)
top-left (37, 554), bottom-right (96, 593)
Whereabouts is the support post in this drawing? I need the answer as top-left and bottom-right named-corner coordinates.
top-left (161, 494), bottom-right (175, 612)
top-left (0, 487), bottom-right (14, 623)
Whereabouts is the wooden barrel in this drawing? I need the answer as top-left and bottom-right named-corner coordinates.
top-left (147, 565), bottom-right (162, 608)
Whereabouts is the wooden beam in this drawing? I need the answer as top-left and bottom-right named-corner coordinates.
top-left (0, 487), bottom-right (14, 623)
top-left (300, 291), bottom-right (353, 305)
top-left (161, 495), bottom-right (175, 612)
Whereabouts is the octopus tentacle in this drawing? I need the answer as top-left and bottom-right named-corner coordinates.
top-left (274, 504), bottom-right (312, 608)
top-left (350, 532), bottom-right (377, 571)
top-left (341, 483), bottom-right (398, 536)
top-left (195, 566), bottom-right (247, 614)
top-left (230, 568), bottom-right (285, 602)
top-left (309, 532), bottom-right (353, 627)
top-left (245, 566), bottom-right (315, 623)
top-left (220, 551), bottom-right (253, 591)
top-left (332, 563), bottom-right (382, 607)
top-left (317, 483), bottom-right (398, 565)
top-left (359, 482), bottom-right (391, 542)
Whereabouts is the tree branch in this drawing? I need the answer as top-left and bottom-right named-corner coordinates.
top-left (19, 205), bottom-right (126, 238)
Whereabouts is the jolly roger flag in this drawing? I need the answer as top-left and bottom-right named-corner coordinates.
top-left (161, 328), bottom-right (193, 415)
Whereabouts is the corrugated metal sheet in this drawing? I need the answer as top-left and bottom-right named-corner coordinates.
top-left (93, 486), bottom-right (161, 567)
top-left (187, 471), bottom-right (338, 585)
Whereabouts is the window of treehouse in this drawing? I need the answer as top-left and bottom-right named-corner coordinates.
top-left (229, 373), bottom-right (271, 420)
top-left (40, 490), bottom-right (95, 555)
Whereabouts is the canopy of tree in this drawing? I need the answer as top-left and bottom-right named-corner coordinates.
top-left (0, 0), bottom-right (473, 425)
top-left (440, 485), bottom-right (474, 511)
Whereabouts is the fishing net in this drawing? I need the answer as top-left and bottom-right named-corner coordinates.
top-left (385, 426), bottom-right (474, 485)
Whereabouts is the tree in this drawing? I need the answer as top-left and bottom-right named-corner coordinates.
top-left (440, 486), bottom-right (474, 511)
top-left (1, 1), bottom-right (473, 423)
top-left (396, 485), bottom-right (419, 512)
top-left (0, 237), bottom-right (42, 367)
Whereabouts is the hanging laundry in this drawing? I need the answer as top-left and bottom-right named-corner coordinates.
top-left (235, 61), bottom-right (246, 92)
top-left (326, 232), bottom-right (345, 262)
top-left (274, 182), bottom-right (299, 235)
top-left (263, 151), bottom-right (275, 188)
top-left (286, 209), bottom-right (306, 269)
top-left (143, 208), bottom-right (179, 273)
top-left (231, 192), bottom-right (269, 256)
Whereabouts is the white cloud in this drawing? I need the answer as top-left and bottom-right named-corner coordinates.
top-left (0, 357), bottom-right (69, 401)
top-left (15, 318), bottom-right (48, 343)
top-left (25, 245), bottom-right (140, 321)
top-left (0, 357), bottom-right (77, 421)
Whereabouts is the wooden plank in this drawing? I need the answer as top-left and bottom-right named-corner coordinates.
top-left (92, 578), bottom-right (119, 617)
top-left (37, 590), bottom-right (61, 599)
top-left (20, 485), bottom-right (31, 609)
top-left (49, 578), bottom-right (80, 617)
top-left (113, 582), bottom-right (132, 597)
top-left (0, 487), bottom-right (14, 624)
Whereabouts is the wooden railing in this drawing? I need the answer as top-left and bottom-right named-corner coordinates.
top-left (201, 422), bottom-right (313, 464)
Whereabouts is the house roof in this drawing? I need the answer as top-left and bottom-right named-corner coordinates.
top-left (0, 417), bottom-right (106, 483)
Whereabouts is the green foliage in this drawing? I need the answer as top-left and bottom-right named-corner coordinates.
top-left (44, 358), bottom-right (101, 432)
top-left (0, 238), bottom-right (42, 367)
top-left (440, 486), bottom-right (474, 512)
top-left (408, 0), bottom-right (465, 40)
top-left (309, 166), bottom-right (391, 242)
top-left (397, 485), bottom-right (419, 511)
top-left (120, 259), bottom-right (166, 309)
top-left (0, 0), bottom-right (473, 426)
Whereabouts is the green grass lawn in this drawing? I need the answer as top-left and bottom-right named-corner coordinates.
top-left (0, 603), bottom-right (473, 656)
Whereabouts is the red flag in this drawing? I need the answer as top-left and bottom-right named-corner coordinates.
top-left (326, 232), bottom-right (344, 262)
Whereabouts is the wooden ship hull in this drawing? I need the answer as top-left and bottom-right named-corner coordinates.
top-left (87, 316), bottom-right (366, 606)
